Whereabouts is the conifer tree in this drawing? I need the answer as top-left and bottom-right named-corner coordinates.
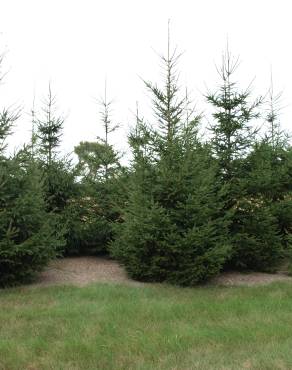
top-left (207, 48), bottom-right (262, 185)
top-left (207, 48), bottom-right (283, 271)
top-left (75, 82), bottom-right (120, 183)
top-left (36, 84), bottom-right (63, 167)
top-left (247, 79), bottom-right (292, 252)
top-left (0, 109), bottom-right (18, 157)
top-left (66, 85), bottom-right (121, 255)
top-left (98, 82), bottom-right (120, 180)
top-left (111, 30), bottom-right (231, 285)
top-left (265, 77), bottom-right (288, 150)
top-left (0, 60), bottom-right (63, 286)
top-left (0, 55), bottom-right (19, 155)
top-left (35, 84), bottom-right (75, 212)
top-left (0, 146), bottom-right (64, 286)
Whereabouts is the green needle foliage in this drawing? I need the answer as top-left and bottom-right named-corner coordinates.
top-left (1, 36), bottom-right (291, 287)
top-left (0, 137), bottom-right (64, 287)
top-left (207, 48), bottom-right (284, 271)
top-left (0, 59), bottom-right (65, 286)
top-left (34, 84), bottom-right (77, 214)
top-left (65, 85), bottom-right (122, 255)
top-left (36, 84), bottom-right (64, 167)
top-left (245, 82), bottom-right (292, 258)
top-left (111, 36), bottom-right (231, 285)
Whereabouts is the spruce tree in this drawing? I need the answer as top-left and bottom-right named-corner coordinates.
top-left (75, 82), bottom-right (120, 183)
top-left (98, 82), bottom-right (120, 180)
top-left (0, 54), bottom-right (19, 154)
top-left (66, 85), bottom-right (121, 255)
top-left (0, 64), bottom-right (63, 285)
top-left (111, 32), bottom-right (230, 285)
top-left (0, 147), bottom-right (64, 286)
top-left (207, 48), bottom-right (283, 271)
top-left (35, 84), bottom-right (75, 212)
top-left (246, 80), bottom-right (292, 254)
top-left (36, 84), bottom-right (63, 167)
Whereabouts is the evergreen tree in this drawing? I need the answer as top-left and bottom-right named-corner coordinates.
top-left (34, 84), bottom-right (76, 212)
top-left (0, 148), bottom-right (64, 286)
top-left (65, 85), bottom-right (121, 255)
top-left (36, 84), bottom-right (63, 167)
top-left (98, 81), bottom-right (120, 180)
top-left (74, 141), bottom-right (119, 183)
top-left (0, 109), bottom-right (16, 154)
top-left (246, 80), bottom-right (292, 254)
top-left (0, 65), bottom-right (63, 285)
top-left (111, 32), bottom-right (230, 285)
top-left (207, 48), bottom-right (262, 185)
top-left (207, 48), bottom-right (283, 271)
top-left (75, 82), bottom-right (120, 183)
top-left (0, 54), bottom-right (19, 154)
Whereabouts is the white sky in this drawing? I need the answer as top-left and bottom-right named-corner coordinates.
top-left (0, 0), bottom-right (291, 159)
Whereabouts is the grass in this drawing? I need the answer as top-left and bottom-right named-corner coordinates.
top-left (1, 282), bottom-right (292, 369)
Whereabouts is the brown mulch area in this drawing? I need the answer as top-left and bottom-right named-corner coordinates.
top-left (211, 271), bottom-right (292, 286)
top-left (33, 257), bottom-right (143, 287)
top-left (32, 257), bottom-right (292, 288)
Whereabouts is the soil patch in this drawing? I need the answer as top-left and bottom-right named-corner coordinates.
top-left (33, 257), bottom-right (143, 287)
top-left (211, 271), bottom-right (292, 286)
top-left (32, 257), bottom-right (292, 288)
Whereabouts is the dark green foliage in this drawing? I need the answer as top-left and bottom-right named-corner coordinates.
top-left (207, 49), bottom-right (284, 272)
top-left (64, 165), bottom-right (128, 256)
top-left (0, 151), bottom-right (64, 287)
top-left (63, 196), bottom-right (110, 255)
top-left (33, 85), bottom-right (75, 214)
top-left (74, 141), bottom-right (119, 182)
top-left (229, 199), bottom-right (283, 271)
top-left (36, 84), bottom-right (64, 167)
top-left (242, 85), bottom-right (292, 266)
top-left (112, 156), bottom-right (232, 286)
top-left (1, 40), bottom-right (292, 288)
top-left (63, 183), bottom-right (114, 255)
top-left (273, 196), bottom-right (292, 249)
top-left (0, 61), bottom-right (64, 286)
top-left (64, 88), bottom-right (122, 256)
top-left (0, 109), bottom-right (18, 153)
top-left (42, 158), bottom-right (77, 212)
top-left (112, 197), bottom-right (175, 282)
top-left (244, 142), bottom-right (292, 268)
top-left (111, 43), bottom-right (231, 285)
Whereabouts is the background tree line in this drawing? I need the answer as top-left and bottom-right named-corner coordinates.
top-left (0, 39), bottom-right (291, 287)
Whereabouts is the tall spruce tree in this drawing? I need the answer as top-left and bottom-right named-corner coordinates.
top-left (207, 48), bottom-right (283, 271)
top-left (111, 30), bottom-right (231, 285)
top-left (35, 84), bottom-right (75, 212)
top-left (0, 60), bottom-right (63, 286)
top-left (246, 79), bottom-right (292, 253)
top-left (0, 145), bottom-right (64, 286)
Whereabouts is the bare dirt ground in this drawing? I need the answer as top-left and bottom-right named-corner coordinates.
top-left (32, 257), bottom-right (292, 288)
top-left (211, 271), bottom-right (292, 286)
top-left (33, 257), bottom-right (144, 287)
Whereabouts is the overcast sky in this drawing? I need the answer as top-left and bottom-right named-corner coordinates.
top-left (0, 0), bottom-right (291, 158)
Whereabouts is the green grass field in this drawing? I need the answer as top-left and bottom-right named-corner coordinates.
top-left (1, 282), bottom-right (292, 370)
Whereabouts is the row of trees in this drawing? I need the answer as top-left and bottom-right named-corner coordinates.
top-left (0, 40), bottom-right (291, 287)
top-left (111, 47), bottom-right (292, 284)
